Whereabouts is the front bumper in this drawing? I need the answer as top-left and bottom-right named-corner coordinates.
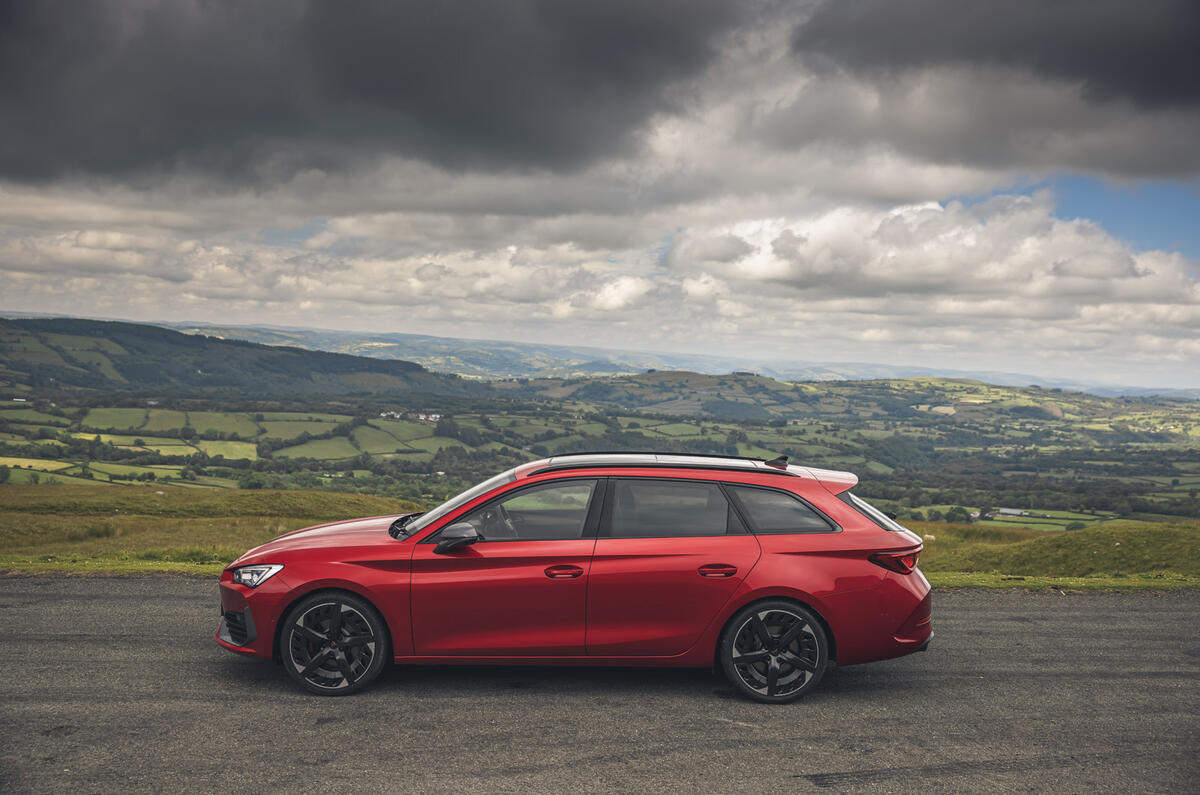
top-left (213, 569), bottom-right (291, 660)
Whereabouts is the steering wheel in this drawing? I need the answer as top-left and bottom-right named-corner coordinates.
top-left (496, 504), bottom-right (519, 537)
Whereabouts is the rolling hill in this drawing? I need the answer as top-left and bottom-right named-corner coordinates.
top-left (152, 319), bottom-right (1200, 398)
top-left (0, 318), bottom-right (490, 400)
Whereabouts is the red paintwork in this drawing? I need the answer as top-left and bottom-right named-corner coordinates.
top-left (215, 461), bottom-right (931, 674)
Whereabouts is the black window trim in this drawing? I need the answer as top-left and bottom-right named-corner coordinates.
top-left (722, 482), bottom-right (842, 535)
top-left (598, 475), bottom-right (749, 539)
top-left (420, 475), bottom-right (606, 544)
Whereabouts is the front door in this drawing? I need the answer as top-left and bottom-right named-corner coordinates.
top-left (586, 477), bottom-right (761, 656)
top-left (410, 477), bottom-right (600, 656)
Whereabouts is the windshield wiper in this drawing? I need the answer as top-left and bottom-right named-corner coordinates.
top-left (388, 512), bottom-right (424, 539)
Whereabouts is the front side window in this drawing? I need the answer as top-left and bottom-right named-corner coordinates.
top-left (607, 479), bottom-right (738, 538)
top-left (458, 479), bottom-right (597, 541)
top-left (404, 466), bottom-right (518, 535)
top-left (727, 485), bottom-right (835, 534)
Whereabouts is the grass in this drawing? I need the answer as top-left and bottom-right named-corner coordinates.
top-left (924, 572), bottom-right (1198, 590)
top-left (351, 425), bottom-right (410, 454)
top-left (0, 408), bottom-right (70, 425)
top-left (259, 420), bottom-right (341, 440)
top-left (368, 418), bottom-right (434, 441)
top-left (912, 519), bottom-right (1199, 578)
top-left (193, 440), bottom-right (258, 460)
top-left (186, 411), bottom-right (261, 437)
top-left (273, 437), bottom-right (361, 460)
top-left (0, 485), bottom-right (1194, 588)
top-left (258, 412), bottom-right (352, 422)
top-left (141, 409), bottom-right (189, 433)
top-left (0, 485), bottom-right (420, 575)
top-left (0, 456), bottom-right (74, 471)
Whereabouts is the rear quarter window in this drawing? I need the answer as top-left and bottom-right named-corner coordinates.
top-left (726, 485), bottom-right (836, 534)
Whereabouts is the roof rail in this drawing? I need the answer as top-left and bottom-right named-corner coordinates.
top-left (543, 450), bottom-right (770, 463)
top-left (524, 451), bottom-right (800, 478)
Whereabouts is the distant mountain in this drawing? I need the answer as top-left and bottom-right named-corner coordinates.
top-left (0, 318), bottom-right (490, 400)
top-left (3, 313), bottom-right (1197, 401)
top-left (158, 320), bottom-right (1200, 400)
top-left (506, 369), bottom-right (1196, 421)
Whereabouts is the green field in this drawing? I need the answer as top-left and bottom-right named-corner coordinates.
top-left (351, 425), bottom-right (410, 454)
top-left (259, 420), bottom-right (341, 440)
top-left (81, 408), bottom-right (149, 430)
top-left (367, 418), bottom-right (434, 441)
top-left (186, 411), bottom-right (261, 437)
top-left (404, 435), bottom-right (467, 453)
top-left (142, 410), bottom-right (190, 433)
top-left (273, 437), bottom-right (361, 460)
top-left (258, 412), bottom-right (352, 422)
top-left (0, 456), bottom-right (74, 472)
top-left (194, 440), bottom-right (258, 460)
top-left (0, 408), bottom-right (70, 425)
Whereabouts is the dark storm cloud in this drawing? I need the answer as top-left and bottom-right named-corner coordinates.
top-left (793, 0), bottom-right (1200, 108)
top-left (0, 0), bottom-right (750, 181)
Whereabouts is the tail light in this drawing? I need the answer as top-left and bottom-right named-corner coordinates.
top-left (870, 549), bottom-right (920, 574)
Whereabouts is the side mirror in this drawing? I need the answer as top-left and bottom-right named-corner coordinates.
top-left (434, 522), bottom-right (479, 554)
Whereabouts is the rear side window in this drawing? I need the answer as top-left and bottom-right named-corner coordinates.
top-left (607, 479), bottom-right (740, 537)
top-left (727, 485), bottom-right (835, 534)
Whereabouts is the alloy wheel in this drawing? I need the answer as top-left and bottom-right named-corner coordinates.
top-left (728, 608), bottom-right (821, 699)
top-left (287, 600), bottom-right (378, 691)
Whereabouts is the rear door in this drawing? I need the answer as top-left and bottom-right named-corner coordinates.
top-left (410, 477), bottom-right (600, 656)
top-left (586, 477), bottom-right (761, 656)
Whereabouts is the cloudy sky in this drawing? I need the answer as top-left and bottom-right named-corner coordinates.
top-left (2, 0), bottom-right (1199, 387)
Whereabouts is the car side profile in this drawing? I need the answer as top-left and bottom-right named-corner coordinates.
top-left (215, 453), bottom-right (932, 703)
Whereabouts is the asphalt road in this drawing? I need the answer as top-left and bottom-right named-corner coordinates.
top-left (0, 579), bottom-right (1196, 794)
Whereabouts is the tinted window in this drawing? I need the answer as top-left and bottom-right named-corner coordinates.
top-left (728, 485), bottom-right (834, 534)
top-left (608, 479), bottom-right (737, 538)
top-left (459, 479), bottom-right (596, 541)
top-left (839, 491), bottom-right (909, 533)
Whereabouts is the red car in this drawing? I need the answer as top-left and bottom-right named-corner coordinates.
top-left (216, 453), bottom-right (931, 703)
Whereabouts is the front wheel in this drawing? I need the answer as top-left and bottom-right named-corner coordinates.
top-left (719, 600), bottom-right (829, 703)
top-left (281, 592), bottom-right (389, 696)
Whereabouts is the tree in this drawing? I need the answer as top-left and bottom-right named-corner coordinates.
top-left (0, 465), bottom-right (9, 484)
top-left (945, 506), bottom-right (971, 523)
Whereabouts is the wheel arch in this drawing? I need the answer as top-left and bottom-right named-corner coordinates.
top-left (712, 593), bottom-right (838, 669)
top-left (271, 584), bottom-right (397, 664)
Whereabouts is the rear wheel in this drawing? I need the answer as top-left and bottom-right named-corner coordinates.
top-left (719, 600), bottom-right (828, 703)
top-left (281, 592), bottom-right (389, 696)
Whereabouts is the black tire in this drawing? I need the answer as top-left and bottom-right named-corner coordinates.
top-left (719, 600), bottom-right (829, 704)
top-left (280, 591), bottom-right (389, 696)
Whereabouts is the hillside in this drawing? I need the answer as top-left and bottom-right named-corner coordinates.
top-left (511, 369), bottom-right (1200, 425)
top-left (156, 319), bottom-right (1200, 397)
top-left (0, 318), bottom-right (490, 400)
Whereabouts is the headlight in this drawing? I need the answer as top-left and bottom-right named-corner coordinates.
top-left (232, 564), bottom-right (283, 587)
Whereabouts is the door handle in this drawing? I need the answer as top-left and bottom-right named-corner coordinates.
top-left (544, 564), bottom-right (584, 579)
top-left (698, 564), bottom-right (737, 578)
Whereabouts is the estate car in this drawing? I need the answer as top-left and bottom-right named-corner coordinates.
top-left (216, 453), bottom-right (932, 703)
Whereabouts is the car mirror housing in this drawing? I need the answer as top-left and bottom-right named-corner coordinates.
top-left (434, 522), bottom-right (479, 554)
